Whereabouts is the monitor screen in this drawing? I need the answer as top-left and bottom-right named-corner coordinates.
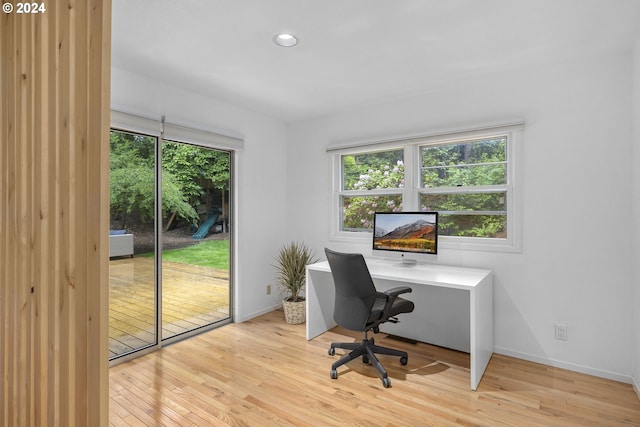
top-left (372, 211), bottom-right (438, 255)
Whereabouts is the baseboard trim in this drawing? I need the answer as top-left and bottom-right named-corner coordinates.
top-left (493, 346), bottom-right (634, 385)
top-left (238, 304), bottom-right (281, 322)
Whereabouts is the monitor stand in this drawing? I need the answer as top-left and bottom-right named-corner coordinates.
top-left (398, 255), bottom-right (417, 267)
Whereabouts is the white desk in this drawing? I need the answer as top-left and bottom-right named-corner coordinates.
top-left (305, 258), bottom-right (493, 390)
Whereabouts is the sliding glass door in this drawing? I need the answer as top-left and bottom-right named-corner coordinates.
top-left (109, 129), bottom-right (233, 361)
top-left (108, 130), bottom-right (158, 358)
top-left (160, 141), bottom-right (232, 341)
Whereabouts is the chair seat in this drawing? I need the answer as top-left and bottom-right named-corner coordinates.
top-left (368, 295), bottom-right (414, 324)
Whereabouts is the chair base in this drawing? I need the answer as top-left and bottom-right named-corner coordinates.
top-left (328, 335), bottom-right (408, 388)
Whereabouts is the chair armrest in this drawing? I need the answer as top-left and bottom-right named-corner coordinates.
top-left (383, 286), bottom-right (412, 298)
top-left (376, 286), bottom-right (413, 324)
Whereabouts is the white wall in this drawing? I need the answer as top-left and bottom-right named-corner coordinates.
top-left (111, 67), bottom-right (288, 321)
top-left (287, 51), bottom-right (636, 382)
top-left (632, 39), bottom-right (640, 395)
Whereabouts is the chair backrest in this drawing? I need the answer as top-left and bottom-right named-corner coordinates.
top-left (325, 248), bottom-right (377, 331)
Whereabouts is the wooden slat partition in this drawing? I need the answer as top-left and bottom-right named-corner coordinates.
top-left (1, 1), bottom-right (111, 426)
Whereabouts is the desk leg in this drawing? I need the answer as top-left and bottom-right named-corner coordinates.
top-left (469, 274), bottom-right (493, 390)
top-left (306, 269), bottom-right (337, 340)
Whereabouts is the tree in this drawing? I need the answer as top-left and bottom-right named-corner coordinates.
top-left (161, 142), bottom-right (230, 204)
top-left (341, 138), bottom-right (508, 237)
top-left (420, 138), bottom-right (507, 238)
top-left (109, 131), bottom-right (199, 229)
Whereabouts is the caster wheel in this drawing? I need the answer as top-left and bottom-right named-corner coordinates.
top-left (382, 377), bottom-right (391, 388)
top-left (330, 369), bottom-right (338, 380)
top-left (362, 354), bottom-right (369, 364)
top-left (328, 347), bottom-right (335, 356)
top-left (400, 356), bottom-right (408, 366)
top-left (369, 337), bottom-right (374, 345)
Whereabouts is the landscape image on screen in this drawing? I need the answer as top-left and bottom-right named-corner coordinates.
top-left (373, 212), bottom-right (438, 254)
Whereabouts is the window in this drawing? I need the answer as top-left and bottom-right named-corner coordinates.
top-left (419, 137), bottom-right (507, 239)
top-left (339, 149), bottom-right (405, 232)
top-left (330, 123), bottom-right (522, 252)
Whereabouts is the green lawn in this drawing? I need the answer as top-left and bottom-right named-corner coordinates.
top-left (139, 240), bottom-right (229, 270)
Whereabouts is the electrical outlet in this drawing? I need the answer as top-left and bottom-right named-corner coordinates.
top-left (266, 284), bottom-right (271, 295)
top-left (554, 323), bottom-right (568, 341)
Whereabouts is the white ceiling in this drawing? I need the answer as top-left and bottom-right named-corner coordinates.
top-left (112, 0), bottom-right (640, 123)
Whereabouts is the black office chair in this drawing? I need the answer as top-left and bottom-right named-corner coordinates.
top-left (324, 248), bottom-right (415, 388)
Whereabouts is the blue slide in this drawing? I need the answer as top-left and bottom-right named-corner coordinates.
top-left (192, 213), bottom-right (218, 240)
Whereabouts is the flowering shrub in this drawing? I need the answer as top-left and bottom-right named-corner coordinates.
top-left (350, 160), bottom-right (405, 190)
top-left (342, 161), bottom-right (404, 231)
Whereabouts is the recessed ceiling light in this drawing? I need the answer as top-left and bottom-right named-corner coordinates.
top-left (273, 33), bottom-right (298, 47)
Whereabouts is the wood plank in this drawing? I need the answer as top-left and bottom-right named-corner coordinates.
top-left (1, 2), bottom-right (111, 425)
top-left (110, 310), bottom-right (640, 426)
top-left (108, 257), bottom-right (231, 356)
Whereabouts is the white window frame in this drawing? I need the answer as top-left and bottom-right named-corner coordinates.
top-left (328, 122), bottom-right (523, 253)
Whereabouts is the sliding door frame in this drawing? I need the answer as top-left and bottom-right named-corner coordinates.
top-left (109, 111), bottom-right (241, 365)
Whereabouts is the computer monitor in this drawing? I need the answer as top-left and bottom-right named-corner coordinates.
top-left (372, 211), bottom-right (438, 265)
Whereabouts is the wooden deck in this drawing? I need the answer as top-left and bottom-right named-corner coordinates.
top-left (109, 257), bottom-right (230, 358)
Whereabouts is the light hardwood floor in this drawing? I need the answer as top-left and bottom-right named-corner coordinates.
top-left (109, 310), bottom-right (640, 426)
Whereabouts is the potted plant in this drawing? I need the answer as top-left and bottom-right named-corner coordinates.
top-left (274, 241), bottom-right (318, 324)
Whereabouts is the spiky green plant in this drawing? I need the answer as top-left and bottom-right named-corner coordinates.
top-left (274, 242), bottom-right (318, 302)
